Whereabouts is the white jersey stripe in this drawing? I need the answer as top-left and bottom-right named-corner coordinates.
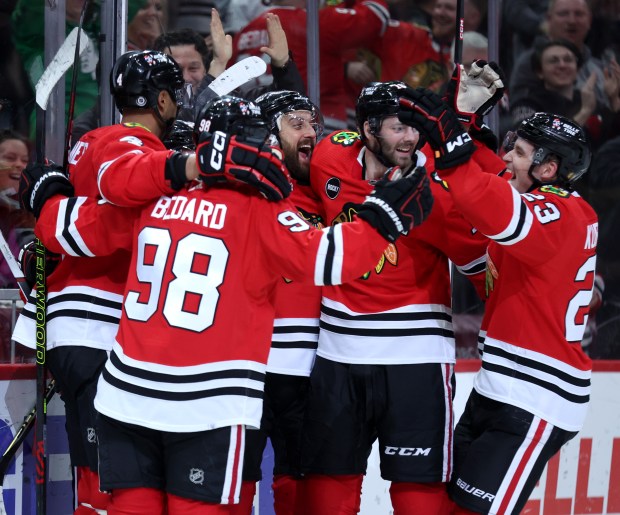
top-left (56, 197), bottom-right (95, 257)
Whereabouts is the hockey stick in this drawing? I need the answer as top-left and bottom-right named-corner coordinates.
top-left (207, 56), bottom-right (268, 96)
top-left (32, 26), bottom-right (87, 515)
top-left (63, 2), bottom-right (90, 170)
top-left (453, 0), bottom-right (465, 65)
top-left (0, 232), bottom-right (30, 301)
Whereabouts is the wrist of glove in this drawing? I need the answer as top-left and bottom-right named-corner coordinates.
top-left (19, 162), bottom-right (74, 218)
top-left (356, 166), bottom-right (434, 242)
top-left (196, 131), bottom-right (292, 201)
top-left (18, 240), bottom-right (61, 290)
top-left (398, 88), bottom-right (474, 170)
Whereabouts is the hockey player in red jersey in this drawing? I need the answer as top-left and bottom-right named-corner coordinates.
top-left (233, 90), bottom-right (326, 514)
top-left (398, 74), bottom-right (597, 514)
top-left (13, 49), bottom-right (288, 515)
top-left (230, 0), bottom-right (389, 129)
top-left (23, 95), bottom-right (433, 514)
top-left (295, 80), bottom-right (508, 515)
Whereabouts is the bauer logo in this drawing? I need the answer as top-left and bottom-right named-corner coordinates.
top-left (325, 177), bottom-right (341, 199)
top-left (189, 468), bottom-right (205, 485)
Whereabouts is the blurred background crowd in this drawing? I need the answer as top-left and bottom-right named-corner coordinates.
top-left (1, 0), bottom-right (620, 362)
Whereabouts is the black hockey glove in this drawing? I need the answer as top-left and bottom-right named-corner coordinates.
top-left (19, 162), bottom-right (74, 218)
top-left (357, 166), bottom-right (434, 242)
top-left (196, 131), bottom-right (292, 201)
top-left (18, 240), bottom-right (61, 290)
top-left (398, 88), bottom-right (474, 170)
top-left (443, 60), bottom-right (505, 129)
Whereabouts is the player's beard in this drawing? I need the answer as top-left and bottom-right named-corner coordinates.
top-left (281, 137), bottom-right (313, 184)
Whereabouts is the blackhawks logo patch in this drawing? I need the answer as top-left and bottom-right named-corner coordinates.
top-left (539, 185), bottom-right (569, 198)
top-left (331, 131), bottom-right (360, 147)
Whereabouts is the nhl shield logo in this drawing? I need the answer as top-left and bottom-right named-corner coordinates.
top-left (87, 427), bottom-right (96, 443)
top-left (189, 468), bottom-right (205, 485)
top-left (325, 177), bottom-right (341, 199)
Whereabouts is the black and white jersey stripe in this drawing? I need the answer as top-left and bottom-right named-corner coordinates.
top-left (455, 254), bottom-right (487, 276)
top-left (12, 286), bottom-right (122, 351)
top-left (317, 297), bottom-right (455, 364)
top-left (94, 342), bottom-right (267, 432)
top-left (315, 225), bottom-right (357, 286)
top-left (268, 317), bottom-right (319, 376)
top-left (485, 186), bottom-right (533, 246)
top-left (474, 337), bottom-right (591, 431)
top-left (54, 197), bottom-right (95, 257)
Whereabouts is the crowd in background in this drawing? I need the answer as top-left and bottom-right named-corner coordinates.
top-left (1, 0), bottom-right (620, 360)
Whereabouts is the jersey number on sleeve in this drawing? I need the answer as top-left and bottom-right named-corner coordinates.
top-left (124, 227), bottom-right (229, 332)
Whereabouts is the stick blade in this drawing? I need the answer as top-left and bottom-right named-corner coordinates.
top-left (35, 27), bottom-right (90, 110)
top-left (208, 56), bottom-right (268, 96)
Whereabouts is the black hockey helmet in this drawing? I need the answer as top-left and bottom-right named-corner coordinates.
top-left (163, 120), bottom-right (195, 153)
top-left (255, 90), bottom-right (324, 138)
top-left (110, 50), bottom-right (186, 113)
top-left (516, 112), bottom-right (591, 187)
top-left (355, 81), bottom-right (408, 140)
top-left (193, 95), bottom-right (270, 145)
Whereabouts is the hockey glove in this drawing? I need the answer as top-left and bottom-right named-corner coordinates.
top-left (19, 162), bottom-right (74, 218)
top-left (18, 240), bottom-right (61, 290)
top-left (196, 131), bottom-right (292, 201)
top-left (398, 88), bottom-right (474, 170)
top-left (357, 166), bottom-right (434, 242)
top-left (443, 60), bottom-right (505, 129)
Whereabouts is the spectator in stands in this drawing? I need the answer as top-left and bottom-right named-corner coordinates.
top-left (126, 0), bottom-right (167, 51)
top-left (0, 129), bottom-right (33, 289)
top-left (509, 0), bottom-right (609, 109)
top-left (230, 0), bottom-right (390, 131)
top-left (510, 39), bottom-right (620, 149)
top-left (502, 0), bottom-right (549, 70)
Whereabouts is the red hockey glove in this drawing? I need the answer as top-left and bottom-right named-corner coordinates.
top-left (443, 60), bottom-right (505, 130)
top-left (196, 131), bottom-right (292, 201)
top-left (398, 88), bottom-right (474, 170)
top-left (19, 162), bottom-right (74, 218)
top-left (357, 166), bottom-right (433, 242)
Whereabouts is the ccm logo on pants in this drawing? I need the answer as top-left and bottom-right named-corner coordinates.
top-left (383, 446), bottom-right (431, 456)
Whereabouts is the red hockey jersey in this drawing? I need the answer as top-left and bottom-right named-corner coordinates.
top-left (12, 124), bottom-right (174, 352)
top-left (376, 20), bottom-right (453, 92)
top-left (230, 1), bottom-right (389, 125)
top-left (310, 131), bottom-right (503, 365)
top-left (36, 184), bottom-right (390, 432)
top-left (441, 155), bottom-right (597, 431)
top-left (268, 182), bottom-right (325, 376)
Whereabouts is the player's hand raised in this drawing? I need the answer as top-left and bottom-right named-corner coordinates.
top-left (398, 88), bottom-right (474, 170)
top-left (196, 130), bottom-right (292, 201)
top-left (356, 166), bottom-right (433, 242)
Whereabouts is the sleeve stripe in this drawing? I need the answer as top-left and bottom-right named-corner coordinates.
top-left (456, 254), bottom-right (487, 275)
top-left (56, 197), bottom-right (95, 257)
top-left (97, 149), bottom-right (143, 204)
top-left (315, 225), bottom-right (344, 286)
top-left (485, 187), bottom-right (533, 246)
top-left (363, 1), bottom-right (390, 35)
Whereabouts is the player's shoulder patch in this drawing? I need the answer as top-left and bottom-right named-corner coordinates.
top-left (330, 131), bottom-right (360, 147)
top-left (539, 184), bottom-right (570, 198)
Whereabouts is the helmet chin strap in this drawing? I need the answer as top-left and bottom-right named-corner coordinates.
top-left (152, 104), bottom-right (176, 139)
